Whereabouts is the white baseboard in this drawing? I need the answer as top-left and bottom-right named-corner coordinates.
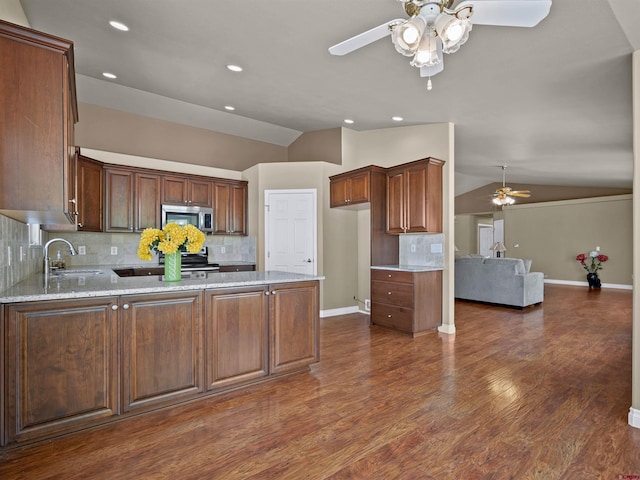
top-left (320, 306), bottom-right (361, 318)
top-left (544, 279), bottom-right (633, 290)
top-left (438, 324), bottom-right (456, 334)
top-left (629, 407), bottom-right (640, 428)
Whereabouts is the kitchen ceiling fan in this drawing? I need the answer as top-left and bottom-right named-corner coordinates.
top-left (328, 0), bottom-right (552, 88)
top-left (492, 165), bottom-right (530, 205)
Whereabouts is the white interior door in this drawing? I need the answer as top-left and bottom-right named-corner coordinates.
top-left (265, 189), bottom-right (317, 275)
top-left (478, 224), bottom-right (494, 257)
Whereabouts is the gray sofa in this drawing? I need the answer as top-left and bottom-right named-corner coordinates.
top-left (455, 256), bottom-right (544, 308)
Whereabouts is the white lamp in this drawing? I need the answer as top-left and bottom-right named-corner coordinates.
top-left (491, 242), bottom-right (507, 258)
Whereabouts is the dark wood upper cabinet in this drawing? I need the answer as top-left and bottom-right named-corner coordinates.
top-left (213, 180), bottom-right (247, 236)
top-left (135, 172), bottom-right (161, 231)
top-left (77, 153), bottom-right (104, 232)
top-left (0, 20), bottom-right (78, 225)
top-left (329, 167), bottom-right (374, 208)
top-left (105, 166), bottom-right (162, 233)
top-left (386, 158), bottom-right (443, 234)
top-left (162, 175), bottom-right (212, 208)
top-left (104, 168), bottom-right (134, 232)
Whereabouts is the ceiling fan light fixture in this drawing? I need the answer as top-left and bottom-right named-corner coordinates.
top-left (435, 13), bottom-right (472, 54)
top-left (410, 29), bottom-right (441, 68)
top-left (391, 16), bottom-right (426, 56)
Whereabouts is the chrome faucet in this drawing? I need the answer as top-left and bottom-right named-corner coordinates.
top-left (43, 238), bottom-right (77, 285)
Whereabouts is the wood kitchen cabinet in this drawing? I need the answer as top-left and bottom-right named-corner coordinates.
top-left (4, 297), bottom-right (119, 444)
top-left (0, 20), bottom-right (78, 225)
top-left (77, 152), bottom-right (104, 231)
top-left (386, 158), bottom-right (443, 234)
top-left (1, 279), bottom-right (319, 448)
top-left (213, 180), bottom-right (248, 235)
top-left (104, 166), bottom-right (161, 232)
top-left (121, 292), bottom-right (203, 413)
top-left (370, 268), bottom-right (442, 336)
top-left (218, 264), bottom-right (256, 273)
top-left (329, 167), bottom-right (376, 207)
top-left (204, 286), bottom-right (269, 391)
top-left (162, 175), bottom-right (212, 207)
top-left (270, 281), bottom-right (320, 374)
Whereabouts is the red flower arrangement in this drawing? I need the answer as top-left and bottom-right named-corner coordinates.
top-left (576, 252), bottom-right (609, 274)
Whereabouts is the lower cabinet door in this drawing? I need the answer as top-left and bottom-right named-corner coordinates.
top-left (204, 286), bottom-right (269, 391)
top-left (270, 281), bottom-right (319, 375)
top-left (5, 297), bottom-right (119, 444)
top-left (121, 292), bottom-right (203, 413)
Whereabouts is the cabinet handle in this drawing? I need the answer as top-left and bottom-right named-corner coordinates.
top-left (388, 292), bottom-right (392, 295)
top-left (122, 304), bottom-right (130, 310)
top-left (388, 274), bottom-right (392, 278)
top-left (78, 223), bottom-right (83, 228)
top-left (271, 291), bottom-right (276, 295)
top-left (111, 305), bottom-right (118, 311)
top-left (265, 291), bottom-right (270, 296)
top-left (387, 314), bottom-right (392, 318)
top-left (68, 198), bottom-right (76, 204)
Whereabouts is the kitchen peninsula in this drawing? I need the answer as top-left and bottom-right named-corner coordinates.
top-left (0, 269), bottom-right (322, 448)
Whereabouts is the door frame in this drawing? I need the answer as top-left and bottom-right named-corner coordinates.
top-left (264, 189), bottom-right (318, 275)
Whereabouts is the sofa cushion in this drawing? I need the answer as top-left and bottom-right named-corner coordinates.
top-left (455, 256), bottom-right (486, 265)
top-left (482, 257), bottom-right (527, 274)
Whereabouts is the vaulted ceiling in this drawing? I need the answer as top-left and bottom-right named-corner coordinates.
top-left (17, 0), bottom-right (640, 195)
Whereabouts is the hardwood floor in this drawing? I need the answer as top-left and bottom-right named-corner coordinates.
top-left (1, 284), bottom-right (639, 479)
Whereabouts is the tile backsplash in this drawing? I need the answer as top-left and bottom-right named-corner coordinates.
top-left (399, 233), bottom-right (445, 268)
top-left (0, 214), bottom-right (43, 292)
top-left (0, 213), bottom-right (256, 293)
top-left (41, 232), bottom-right (256, 268)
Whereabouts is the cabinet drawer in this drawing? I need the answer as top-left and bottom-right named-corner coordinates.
top-left (370, 303), bottom-right (413, 332)
top-left (371, 269), bottom-right (414, 284)
top-left (371, 281), bottom-right (413, 307)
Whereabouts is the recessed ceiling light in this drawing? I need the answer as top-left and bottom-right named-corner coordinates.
top-left (226, 65), bottom-right (243, 72)
top-left (224, 106), bottom-right (235, 111)
top-left (109, 20), bottom-right (129, 31)
top-left (392, 116), bottom-right (403, 122)
top-left (344, 119), bottom-right (354, 124)
top-left (102, 72), bottom-right (117, 79)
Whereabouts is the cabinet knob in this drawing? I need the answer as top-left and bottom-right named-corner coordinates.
top-left (387, 314), bottom-right (392, 318)
top-left (111, 305), bottom-right (118, 311)
top-left (68, 198), bottom-right (76, 204)
top-left (388, 274), bottom-right (392, 278)
top-left (265, 291), bottom-right (270, 296)
top-left (78, 223), bottom-right (83, 228)
top-left (122, 304), bottom-right (130, 310)
top-left (388, 292), bottom-right (392, 295)
top-left (271, 291), bottom-right (276, 295)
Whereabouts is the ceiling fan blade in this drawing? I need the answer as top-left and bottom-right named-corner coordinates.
top-left (457, 0), bottom-right (552, 27)
top-left (328, 19), bottom-right (404, 56)
top-left (510, 192), bottom-right (531, 197)
top-left (420, 38), bottom-right (444, 77)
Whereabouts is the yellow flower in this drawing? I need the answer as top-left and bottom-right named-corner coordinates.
top-left (137, 223), bottom-right (206, 261)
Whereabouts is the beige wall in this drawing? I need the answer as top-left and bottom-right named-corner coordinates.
top-left (504, 195), bottom-right (632, 285)
top-left (0, 0), bottom-right (28, 26)
top-left (77, 103), bottom-right (288, 171)
top-left (288, 128), bottom-right (342, 165)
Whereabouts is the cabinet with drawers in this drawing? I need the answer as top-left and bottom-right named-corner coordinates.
top-left (370, 268), bottom-right (442, 336)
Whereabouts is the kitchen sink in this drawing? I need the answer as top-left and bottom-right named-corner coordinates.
top-left (50, 269), bottom-right (105, 276)
top-left (112, 267), bottom-right (165, 277)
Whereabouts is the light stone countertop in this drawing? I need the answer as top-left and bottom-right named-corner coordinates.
top-left (371, 265), bottom-right (444, 272)
top-left (0, 266), bottom-right (324, 304)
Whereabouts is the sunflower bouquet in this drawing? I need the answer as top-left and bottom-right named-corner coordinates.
top-left (137, 223), bottom-right (206, 261)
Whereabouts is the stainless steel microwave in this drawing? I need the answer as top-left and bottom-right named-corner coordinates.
top-left (161, 204), bottom-right (213, 233)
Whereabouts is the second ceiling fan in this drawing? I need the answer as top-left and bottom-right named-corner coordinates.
top-left (328, 0), bottom-right (552, 86)
top-left (492, 165), bottom-right (531, 205)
